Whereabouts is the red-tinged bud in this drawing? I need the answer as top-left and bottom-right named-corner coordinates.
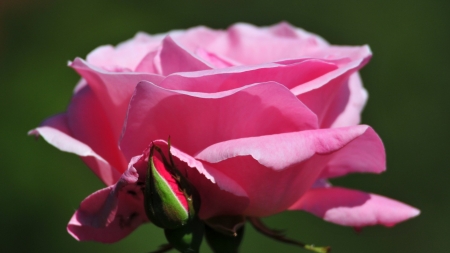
top-left (144, 143), bottom-right (199, 229)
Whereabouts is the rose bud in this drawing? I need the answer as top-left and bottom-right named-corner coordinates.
top-left (144, 143), bottom-right (199, 229)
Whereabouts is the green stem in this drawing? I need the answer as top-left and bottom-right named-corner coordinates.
top-left (248, 217), bottom-right (330, 253)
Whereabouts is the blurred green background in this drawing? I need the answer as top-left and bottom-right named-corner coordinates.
top-left (1, 0), bottom-right (448, 252)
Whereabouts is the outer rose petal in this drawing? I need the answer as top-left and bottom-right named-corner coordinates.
top-left (70, 58), bottom-right (164, 140)
top-left (28, 114), bottom-right (121, 185)
top-left (195, 125), bottom-right (382, 216)
top-left (319, 125), bottom-right (385, 178)
top-left (289, 187), bottom-right (420, 227)
top-left (68, 157), bottom-right (147, 243)
top-left (292, 46), bottom-right (372, 128)
top-left (120, 80), bottom-right (318, 162)
top-left (329, 73), bottom-right (368, 128)
top-left (86, 32), bottom-right (164, 71)
top-left (68, 85), bottom-right (128, 174)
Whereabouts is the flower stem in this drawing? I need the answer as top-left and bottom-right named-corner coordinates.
top-left (248, 217), bottom-right (330, 253)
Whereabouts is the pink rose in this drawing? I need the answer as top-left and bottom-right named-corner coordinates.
top-left (30, 22), bottom-right (419, 243)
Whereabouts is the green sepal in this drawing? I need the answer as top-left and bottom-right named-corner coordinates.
top-left (164, 217), bottom-right (205, 253)
top-left (205, 223), bottom-right (245, 253)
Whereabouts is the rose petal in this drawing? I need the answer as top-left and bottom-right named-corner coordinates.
top-left (70, 58), bottom-right (164, 140)
top-left (266, 22), bottom-right (304, 39)
top-left (135, 49), bottom-right (160, 74)
top-left (151, 140), bottom-right (249, 220)
top-left (86, 32), bottom-right (164, 71)
top-left (172, 21), bottom-right (330, 68)
top-left (205, 23), bottom-right (329, 65)
top-left (171, 26), bottom-right (223, 54)
top-left (73, 78), bottom-right (88, 94)
top-left (67, 85), bottom-right (128, 174)
top-left (292, 46), bottom-right (372, 128)
top-left (159, 35), bottom-right (213, 75)
top-left (195, 48), bottom-right (236, 68)
top-left (68, 160), bottom-right (147, 243)
top-left (330, 73), bottom-right (368, 128)
top-left (195, 125), bottom-right (381, 216)
top-left (289, 187), bottom-right (420, 227)
top-left (320, 126), bottom-right (385, 178)
top-left (28, 114), bottom-right (121, 185)
top-left (120, 80), bottom-right (318, 162)
top-left (159, 59), bottom-right (337, 93)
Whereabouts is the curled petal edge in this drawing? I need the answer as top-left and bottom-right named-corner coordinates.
top-left (28, 114), bottom-right (121, 185)
top-left (289, 187), bottom-right (420, 228)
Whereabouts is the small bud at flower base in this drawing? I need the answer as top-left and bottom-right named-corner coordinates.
top-left (144, 143), bottom-right (198, 229)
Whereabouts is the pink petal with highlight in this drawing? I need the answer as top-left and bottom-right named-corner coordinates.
top-left (195, 125), bottom-right (381, 216)
top-left (29, 114), bottom-right (120, 185)
top-left (120, 81), bottom-right (318, 162)
top-left (70, 58), bottom-right (164, 141)
top-left (159, 59), bottom-right (337, 93)
top-left (67, 85), bottom-right (128, 174)
top-left (320, 125), bottom-right (385, 178)
top-left (290, 187), bottom-right (420, 227)
top-left (86, 32), bottom-right (164, 71)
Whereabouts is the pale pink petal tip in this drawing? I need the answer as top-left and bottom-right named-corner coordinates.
top-left (290, 187), bottom-right (420, 227)
top-left (27, 129), bottom-right (39, 136)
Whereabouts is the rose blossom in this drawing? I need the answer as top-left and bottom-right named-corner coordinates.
top-left (30, 22), bottom-right (419, 243)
